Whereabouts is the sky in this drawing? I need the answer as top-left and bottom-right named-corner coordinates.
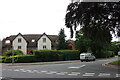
top-left (0, 0), bottom-right (72, 40)
top-left (0, 0), bottom-right (118, 41)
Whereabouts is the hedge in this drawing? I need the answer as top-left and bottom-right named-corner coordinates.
top-left (95, 50), bottom-right (114, 58)
top-left (0, 56), bottom-right (7, 63)
top-left (34, 50), bottom-right (79, 61)
top-left (4, 55), bottom-right (36, 63)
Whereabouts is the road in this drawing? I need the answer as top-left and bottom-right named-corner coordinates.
top-left (1, 57), bottom-right (120, 80)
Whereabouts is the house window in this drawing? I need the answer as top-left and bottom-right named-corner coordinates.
top-left (43, 45), bottom-right (46, 49)
top-left (18, 38), bottom-right (22, 43)
top-left (18, 46), bottom-right (21, 49)
top-left (43, 38), bottom-right (46, 43)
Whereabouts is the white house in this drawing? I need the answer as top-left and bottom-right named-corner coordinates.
top-left (0, 40), bottom-right (2, 54)
top-left (118, 37), bottom-right (120, 41)
top-left (2, 33), bottom-right (58, 54)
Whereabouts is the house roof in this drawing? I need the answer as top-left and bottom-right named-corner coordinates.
top-left (2, 33), bottom-right (59, 48)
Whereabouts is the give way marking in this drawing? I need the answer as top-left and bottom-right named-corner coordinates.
top-left (68, 65), bottom-right (86, 69)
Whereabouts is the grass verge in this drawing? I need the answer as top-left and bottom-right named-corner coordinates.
top-left (109, 60), bottom-right (120, 65)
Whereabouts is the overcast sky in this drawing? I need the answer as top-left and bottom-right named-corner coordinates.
top-left (0, 0), bottom-right (72, 40)
top-left (0, 0), bottom-right (118, 41)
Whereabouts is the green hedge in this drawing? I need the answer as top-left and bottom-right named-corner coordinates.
top-left (95, 50), bottom-right (114, 58)
top-left (0, 56), bottom-right (7, 63)
top-left (3, 50), bottom-right (79, 63)
top-left (4, 50), bottom-right (24, 57)
top-left (4, 55), bottom-right (36, 63)
top-left (34, 50), bottom-right (79, 61)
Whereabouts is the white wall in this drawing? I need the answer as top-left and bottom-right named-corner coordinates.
top-left (38, 35), bottom-right (51, 50)
top-left (12, 35), bottom-right (27, 54)
top-left (0, 40), bottom-right (2, 54)
top-left (118, 37), bottom-right (120, 41)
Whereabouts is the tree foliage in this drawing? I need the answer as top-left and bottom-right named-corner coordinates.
top-left (75, 29), bottom-right (92, 53)
top-left (57, 28), bottom-right (70, 50)
top-left (65, 2), bottom-right (120, 42)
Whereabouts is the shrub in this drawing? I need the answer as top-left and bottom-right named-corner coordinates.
top-left (58, 50), bottom-right (79, 60)
top-left (95, 50), bottom-right (114, 58)
top-left (0, 56), bottom-right (7, 63)
top-left (4, 55), bottom-right (36, 63)
top-left (34, 50), bottom-right (79, 61)
top-left (34, 50), bottom-right (59, 62)
top-left (4, 50), bottom-right (24, 57)
top-left (4, 50), bottom-right (80, 63)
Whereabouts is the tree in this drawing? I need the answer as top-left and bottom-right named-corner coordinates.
top-left (75, 29), bottom-right (92, 53)
top-left (57, 28), bottom-right (69, 50)
top-left (65, 2), bottom-right (120, 43)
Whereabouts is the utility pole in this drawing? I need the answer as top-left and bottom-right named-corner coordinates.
top-left (12, 46), bottom-right (14, 64)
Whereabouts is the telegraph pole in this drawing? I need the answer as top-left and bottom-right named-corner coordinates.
top-left (12, 46), bottom-right (14, 65)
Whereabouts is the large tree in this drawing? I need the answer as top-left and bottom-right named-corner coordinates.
top-left (65, 1), bottom-right (120, 43)
top-left (57, 28), bottom-right (69, 50)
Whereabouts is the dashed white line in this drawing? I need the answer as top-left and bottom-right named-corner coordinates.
top-left (0, 77), bottom-right (2, 79)
top-left (7, 69), bottom-right (119, 78)
top-left (83, 73), bottom-right (95, 77)
top-left (46, 71), bottom-right (57, 74)
top-left (56, 72), bottom-right (68, 75)
top-left (14, 69), bottom-right (20, 72)
top-left (68, 65), bottom-right (85, 69)
top-left (98, 73), bottom-right (111, 77)
top-left (116, 74), bottom-right (120, 77)
top-left (41, 71), bottom-right (48, 73)
top-left (68, 72), bottom-right (80, 76)
top-left (68, 67), bottom-right (80, 69)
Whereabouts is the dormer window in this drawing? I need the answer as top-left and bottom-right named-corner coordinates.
top-left (18, 38), bottom-right (22, 43)
top-left (5, 40), bottom-right (10, 44)
top-left (32, 39), bottom-right (35, 42)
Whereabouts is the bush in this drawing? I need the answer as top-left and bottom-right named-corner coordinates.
top-left (4, 50), bottom-right (80, 63)
top-left (4, 50), bottom-right (24, 57)
top-left (95, 50), bottom-right (114, 58)
top-left (34, 50), bottom-right (59, 62)
top-left (58, 50), bottom-right (79, 60)
top-left (4, 55), bottom-right (36, 63)
top-left (34, 50), bottom-right (79, 61)
top-left (0, 56), bottom-right (7, 63)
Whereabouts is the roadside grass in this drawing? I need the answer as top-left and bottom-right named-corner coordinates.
top-left (109, 60), bottom-right (120, 65)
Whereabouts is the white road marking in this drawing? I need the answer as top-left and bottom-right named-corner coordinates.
top-left (83, 73), bottom-right (95, 76)
top-left (20, 69), bottom-right (24, 70)
top-left (71, 72), bottom-right (80, 74)
top-left (116, 74), bottom-right (120, 77)
top-left (14, 69), bottom-right (20, 72)
top-left (33, 70), bottom-right (39, 72)
top-left (0, 77), bottom-right (2, 79)
top-left (68, 72), bottom-right (80, 76)
top-left (68, 67), bottom-right (80, 69)
top-left (68, 65), bottom-right (85, 69)
top-left (46, 71), bottom-right (57, 74)
top-left (98, 73), bottom-right (111, 77)
top-left (98, 60), bottom-right (108, 61)
top-left (41, 71), bottom-right (48, 73)
top-left (56, 72), bottom-right (68, 75)
top-left (68, 74), bottom-right (78, 76)
top-left (21, 70), bottom-right (27, 72)
top-left (26, 70), bottom-right (32, 72)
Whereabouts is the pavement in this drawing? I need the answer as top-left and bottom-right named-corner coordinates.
top-left (2, 60), bottom-right (81, 66)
